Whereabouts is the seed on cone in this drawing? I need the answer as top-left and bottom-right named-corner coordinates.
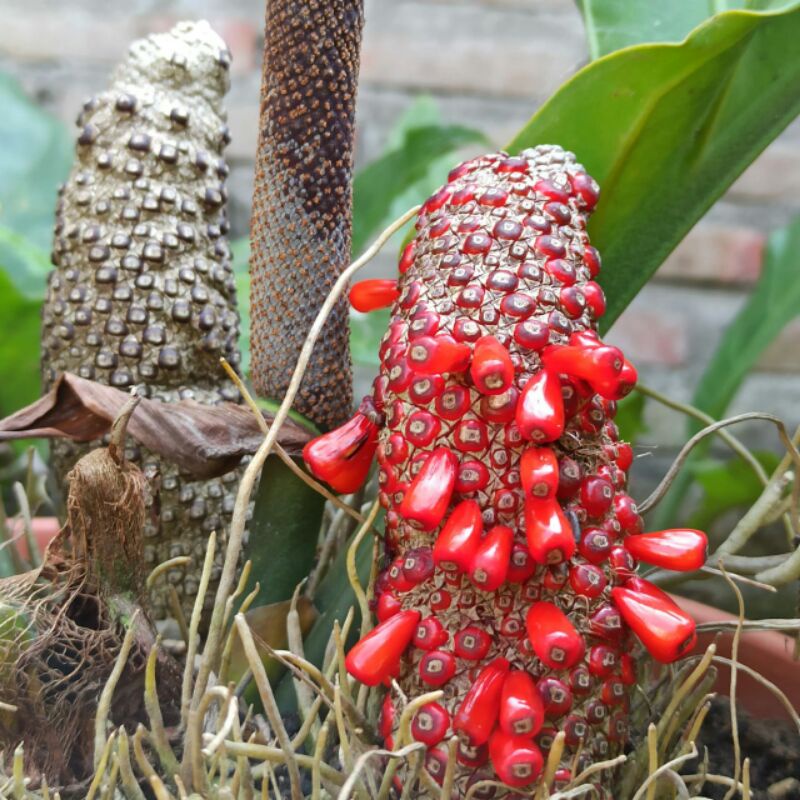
top-left (520, 446), bottom-right (559, 500)
top-left (526, 601), bottom-right (585, 670)
top-left (303, 411), bottom-right (378, 493)
top-left (345, 610), bottom-right (420, 686)
top-left (524, 498), bottom-right (576, 564)
top-left (407, 334), bottom-right (471, 375)
top-left (611, 586), bottom-right (696, 664)
top-left (624, 529), bottom-right (707, 571)
top-left (349, 279), bottom-right (400, 312)
top-left (489, 730), bottom-right (544, 788)
top-left (433, 499), bottom-right (483, 571)
top-left (500, 670), bottom-right (544, 737)
top-left (453, 657), bottom-right (510, 745)
top-left (399, 447), bottom-right (458, 531)
top-left (516, 369), bottom-right (565, 443)
top-left (411, 702), bottom-right (451, 746)
top-left (470, 525), bottom-right (513, 590)
top-left (470, 335), bottom-right (514, 395)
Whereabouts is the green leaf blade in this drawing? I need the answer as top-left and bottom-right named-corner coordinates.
top-left (509, 6), bottom-right (800, 330)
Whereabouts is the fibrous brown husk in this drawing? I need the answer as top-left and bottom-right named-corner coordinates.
top-left (0, 402), bottom-right (180, 791)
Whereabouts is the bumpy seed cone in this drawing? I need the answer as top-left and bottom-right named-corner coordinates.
top-left (249, 0), bottom-right (364, 431)
top-left (41, 21), bottom-right (245, 622)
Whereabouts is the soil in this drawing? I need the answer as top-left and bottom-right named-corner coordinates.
top-left (695, 697), bottom-right (800, 799)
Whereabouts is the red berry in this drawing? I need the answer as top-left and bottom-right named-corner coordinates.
top-left (526, 602), bottom-right (585, 670)
top-left (524, 498), bottom-right (575, 565)
top-left (419, 650), bottom-right (457, 687)
top-left (454, 626), bottom-right (492, 660)
top-left (434, 499), bottom-right (483, 572)
top-left (453, 657), bottom-right (510, 745)
top-left (624, 529), bottom-right (707, 571)
top-left (537, 676), bottom-right (573, 717)
top-left (516, 370), bottom-right (565, 443)
top-left (500, 670), bottom-right (544, 737)
top-left (470, 336), bottom-right (514, 395)
top-left (345, 610), bottom-right (420, 686)
top-left (399, 447), bottom-right (458, 531)
top-left (376, 591), bottom-right (401, 621)
top-left (520, 446), bottom-right (559, 501)
top-left (580, 475), bottom-right (615, 518)
top-left (612, 585), bottom-right (697, 663)
top-left (507, 542), bottom-right (537, 583)
top-left (407, 334), bottom-right (471, 375)
top-left (513, 319), bottom-right (550, 351)
top-left (399, 240), bottom-right (416, 273)
top-left (349, 279), bottom-right (400, 312)
top-left (568, 563), bottom-right (607, 598)
top-left (489, 730), bottom-right (544, 788)
top-left (413, 617), bottom-right (449, 650)
top-left (411, 702), bottom-right (450, 746)
top-left (303, 411), bottom-right (379, 494)
top-left (470, 525), bottom-right (513, 591)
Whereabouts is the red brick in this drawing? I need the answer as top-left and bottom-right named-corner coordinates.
top-left (360, 35), bottom-right (581, 99)
top-left (605, 309), bottom-right (688, 367)
top-left (757, 320), bottom-right (800, 373)
top-left (657, 224), bottom-right (764, 285)
top-left (729, 143), bottom-right (800, 206)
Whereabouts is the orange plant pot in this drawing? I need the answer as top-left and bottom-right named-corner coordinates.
top-left (676, 595), bottom-right (799, 721)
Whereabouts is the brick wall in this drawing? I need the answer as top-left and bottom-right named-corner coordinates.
top-left (2, 0), bottom-right (800, 490)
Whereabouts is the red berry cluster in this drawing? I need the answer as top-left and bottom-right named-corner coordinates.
top-left (304, 145), bottom-right (707, 796)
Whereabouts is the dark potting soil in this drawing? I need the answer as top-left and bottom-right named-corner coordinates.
top-left (694, 697), bottom-right (800, 799)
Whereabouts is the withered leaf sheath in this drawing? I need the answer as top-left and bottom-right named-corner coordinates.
top-left (249, 0), bottom-right (364, 431)
top-left (41, 21), bottom-right (244, 622)
top-left (306, 147), bottom-right (706, 796)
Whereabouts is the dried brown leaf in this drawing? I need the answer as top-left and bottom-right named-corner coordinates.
top-left (0, 373), bottom-right (311, 480)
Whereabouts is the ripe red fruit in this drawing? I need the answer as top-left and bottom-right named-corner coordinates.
top-left (345, 610), bottom-right (420, 686)
top-left (541, 343), bottom-right (623, 388)
top-left (470, 525), bottom-right (513, 590)
top-left (419, 650), bottom-right (457, 687)
top-left (524, 498), bottom-right (576, 565)
top-left (399, 447), bottom-right (458, 531)
top-left (349, 279), bottom-right (400, 312)
top-left (470, 335), bottom-right (514, 395)
top-left (376, 591), bottom-right (401, 621)
top-left (624, 529), bottom-right (707, 571)
top-left (411, 702), bottom-right (450, 746)
top-left (433, 499), bottom-right (484, 572)
top-left (453, 657), bottom-right (510, 745)
top-left (500, 670), bottom-right (544, 737)
top-left (489, 729), bottom-right (544, 787)
top-left (407, 334), bottom-right (471, 375)
top-left (413, 617), bottom-right (449, 650)
top-left (526, 602), bottom-right (585, 669)
top-left (520, 446), bottom-right (559, 500)
top-left (303, 411), bottom-right (378, 494)
top-left (454, 626), bottom-right (493, 660)
top-left (516, 369), bottom-right (565, 443)
top-left (611, 586), bottom-right (697, 664)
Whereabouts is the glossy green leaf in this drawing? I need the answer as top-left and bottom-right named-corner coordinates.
top-left (688, 452), bottom-right (781, 531)
top-left (352, 116), bottom-right (488, 257)
top-left (0, 75), bottom-right (72, 249)
top-left (691, 216), bottom-right (800, 425)
top-left (576, 0), bottom-right (794, 59)
top-left (577, 0), bottom-right (710, 59)
top-left (508, 5), bottom-right (800, 331)
top-left (244, 454), bottom-right (326, 609)
top-left (0, 268), bottom-right (42, 417)
top-left (276, 524), bottom-right (374, 709)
